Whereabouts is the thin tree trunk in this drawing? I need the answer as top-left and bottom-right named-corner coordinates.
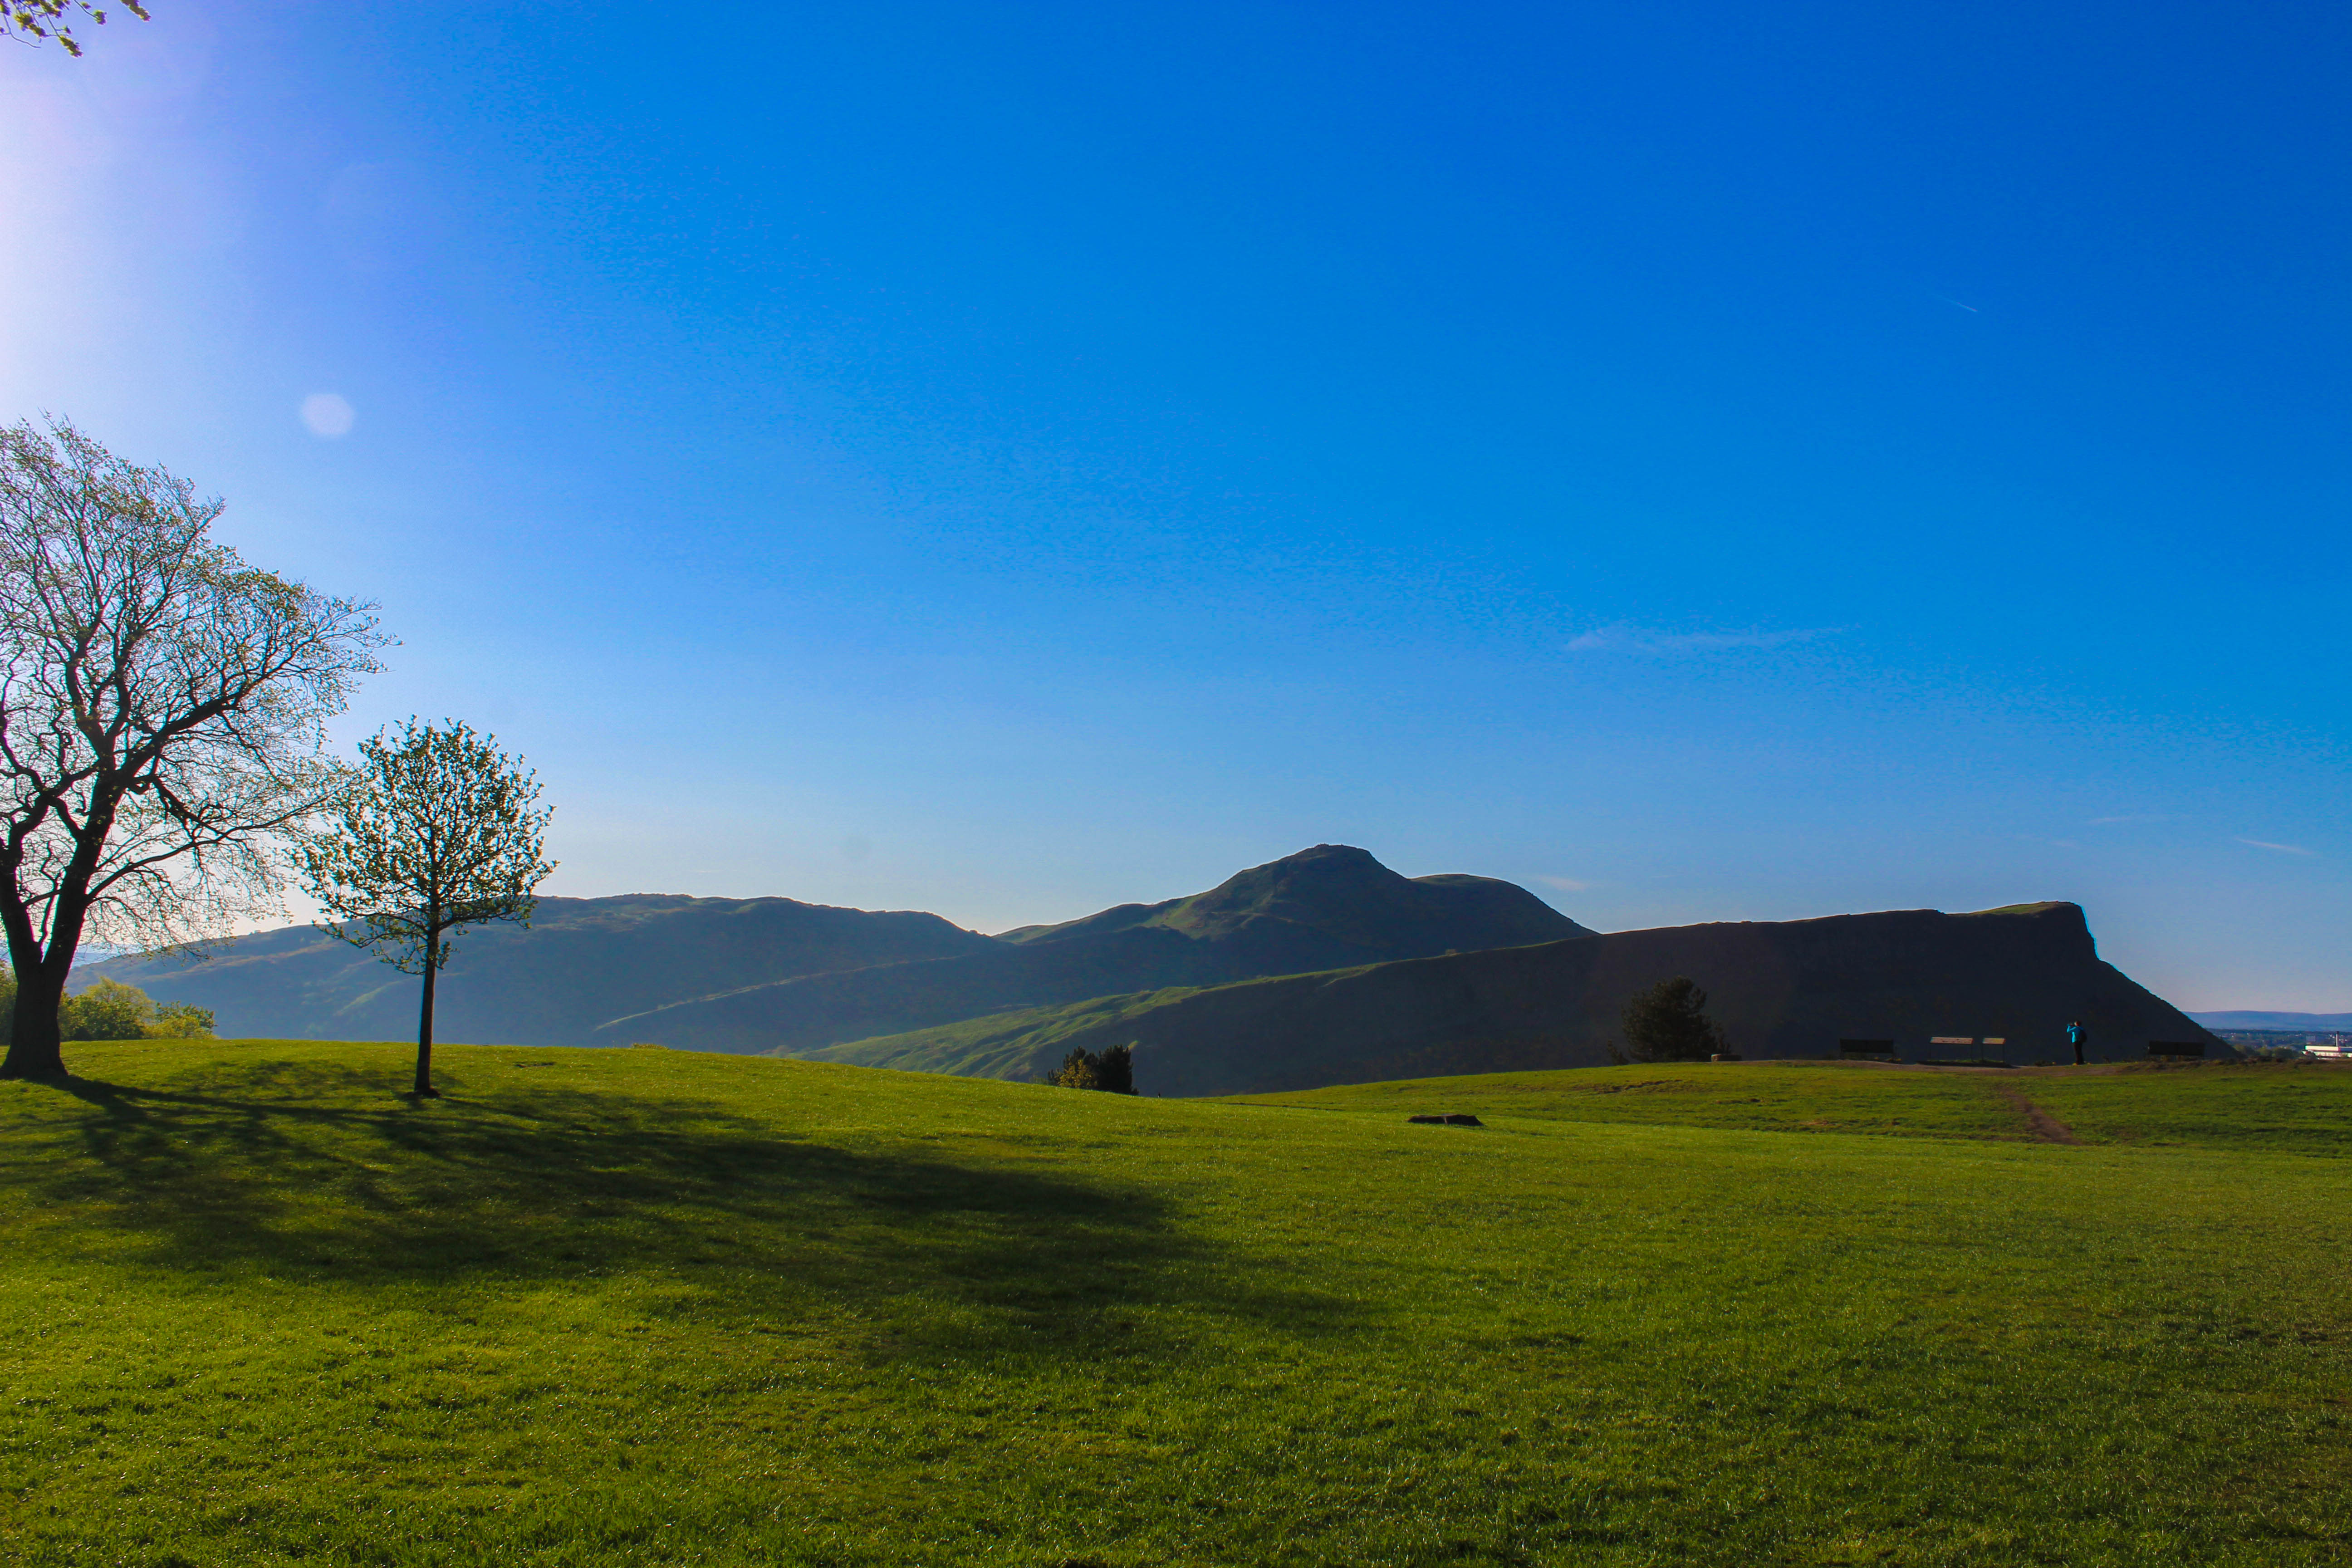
top-left (413, 923), bottom-right (441, 1097)
top-left (0, 961), bottom-right (68, 1081)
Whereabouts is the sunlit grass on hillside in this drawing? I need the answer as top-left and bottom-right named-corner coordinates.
top-left (1233, 1058), bottom-right (2352, 1154)
top-left (0, 1042), bottom-right (2346, 1565)
top-left (1225, 1060), bottom-right (2034, 1140)
top-left (2024, 1063), bottom-right (2352, 1152)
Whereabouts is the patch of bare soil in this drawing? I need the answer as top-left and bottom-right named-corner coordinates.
top-left (1989, 1082), bottom-right (2082, 1145)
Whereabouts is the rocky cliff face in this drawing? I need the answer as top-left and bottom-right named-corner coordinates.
top-left (803, 901), bottom-right (2219, 1095)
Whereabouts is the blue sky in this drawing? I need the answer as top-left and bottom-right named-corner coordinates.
top-left (3, 1), bottom-right (2345, 1007)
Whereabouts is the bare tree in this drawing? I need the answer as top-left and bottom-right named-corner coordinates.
top-left (0, 418), bottom-right (386, 1081)
top-left (5, 0), bottom-right (151, 56)
top-left (297, 720), bottom-right (554, 1097)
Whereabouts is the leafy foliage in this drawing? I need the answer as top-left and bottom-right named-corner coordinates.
top-left (1614, 975), bottom-right (1729, 1062)
top-left (0, 974), bottom-right (215, 1040)
top-left (298, 720), bottom-right (554, 979)
top-left (296, 719), bottom-right (552, 1093)
top-left (1049, 1042), bottom-right (1136, 1093)
top-left (4, 0), bottom-right (149, 56)
top-left (57, 975), bottom-right (152, 1039)
top-left (0, 418), bottom-right (383, 1079)
top-left (147, 999), bottom-right (214, 1037)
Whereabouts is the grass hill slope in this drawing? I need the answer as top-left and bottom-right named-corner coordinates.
top-left (0, 1041), bottom-right (2344, 1565)
top-left (811, 900), bottom-right (2217, 1094)
top-left (92, 893), bottom-right (995, 1045)
top-left (591, 843), bottom-right (1590, 1053)
top-left (1231, 1058), bottom-right (2352, 1152)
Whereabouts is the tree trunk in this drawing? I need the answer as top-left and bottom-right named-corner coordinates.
top-left (0, 961), bottom-right (68, 1081)
top-left (413, 931), bottom-right (441, 1098)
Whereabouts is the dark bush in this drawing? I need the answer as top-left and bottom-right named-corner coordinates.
top-left (1050, 1043), bottom-right (1137, 1094)
top-left (1613, 976), bottom-right (1728, 1063)
top-left (1094, 1043), bottom-right (1135, 1094)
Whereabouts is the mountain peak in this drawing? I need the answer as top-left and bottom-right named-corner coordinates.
top-left (1005, 844), bottom-right (1589, 962)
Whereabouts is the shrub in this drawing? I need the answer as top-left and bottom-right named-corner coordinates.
top-left (147, 1002), bottom-right (216, 1039)
top-left (40, 978), bottom-right (213, 1040)
top-left (1050, 1044), bottom-right (1137, 1094)
top-left (1095, 1043), bottom-right (1135, 1094)
top-left (59, 977), bottom-right (156, 1040)
top-left (629, 1041), bottom-right (668, 1050)
top-left (1612, 977), bottom-right (1729, 1063)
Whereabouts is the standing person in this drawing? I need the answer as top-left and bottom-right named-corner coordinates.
top-left (2067, 1020), bottom-right (2086, 1066)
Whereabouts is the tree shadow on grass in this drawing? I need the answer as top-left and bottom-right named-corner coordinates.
top-left (15, 1058), bottom-right (1351, 1362)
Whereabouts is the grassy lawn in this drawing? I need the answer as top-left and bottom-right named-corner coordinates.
top-left (0, 1042), bottom-right (2346, 1565)
top-left (1235, 1058), bottom-right (2352, 1155)
top-left (1224, 1061), bottom-right (2040, 1140)
top-left (2020, 1062), bottom-right (2352, 1153)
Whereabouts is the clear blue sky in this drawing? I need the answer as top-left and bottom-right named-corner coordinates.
top-left (3, 2), bottom-right (2345, 1008)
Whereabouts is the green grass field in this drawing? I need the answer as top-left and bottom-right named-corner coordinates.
top-left (1, 1043), bottom-right (2347, 1565)
top-left (1227, 1058), bottom-right (2352, 1152)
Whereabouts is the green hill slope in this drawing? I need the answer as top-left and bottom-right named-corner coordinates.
top-left (90, 892), bottom-right (996, 1044)
top-left (1230, 1058), bottom-right (2352, 1152)
top-left (0, 1042), bottom-right (2345, 1564)
top-left (809, 900), bottom-right (2217, 1094)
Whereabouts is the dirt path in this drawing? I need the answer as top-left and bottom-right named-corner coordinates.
top-left (1990, 1082), bottom-right (2083, 1145)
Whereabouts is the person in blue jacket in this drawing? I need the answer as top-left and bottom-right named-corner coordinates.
top-left (2067, 1020), bottom-right (2086, 1066)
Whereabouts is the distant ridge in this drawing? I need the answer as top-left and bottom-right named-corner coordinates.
top-left (2190, 1011), bottom-right (2352, 1031)
top-left (799, 902), bottom-right (2218, 1095)
top-left (588, 845), bottom-right (1592, 1052)
top-left (90, 846), bottom-right (1588, 1052)
top-left (93, 895), bottom-right (995, 1045)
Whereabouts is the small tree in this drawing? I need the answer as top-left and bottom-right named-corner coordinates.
top-left (58, 975), bottom-right (152, 1039)
top-left (297, 720), bottom-right (553, 1097)
top-left (1049, 1043), bottom-right (1137, 1094)
top-left (0, 418), bottom-right (384, 1081)
top-left (1615, 976), bottom-right (1728, 1063)
top-left (1095, 1042), bottom-right (1135, 1094)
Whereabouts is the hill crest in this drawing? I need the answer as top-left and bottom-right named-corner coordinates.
top-left (92, 847), bottom-right (1588, 1053)
top-left (798, 899), bottom-right (2215, 1094)
top-left (589, 845), bottom-right (1591, 1052)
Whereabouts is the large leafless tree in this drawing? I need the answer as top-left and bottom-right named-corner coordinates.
top-left (0, 418), bottom-right (386, 1080)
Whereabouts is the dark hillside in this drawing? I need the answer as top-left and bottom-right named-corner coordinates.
top-left (593, 845), bottom-right (1592, 1052)
top-left (805, 902), bottom-right (2218, 1095)
top-left (86, 846), bottom-right (1583, 1052)
top-left (92, 895), bottom-right (996, 1045)
top-left (1000, 844), bottom-right (1585, 969)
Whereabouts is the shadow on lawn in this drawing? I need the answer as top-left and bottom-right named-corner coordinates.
top-left (16, 1057), bottom-right (1344, 1359)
